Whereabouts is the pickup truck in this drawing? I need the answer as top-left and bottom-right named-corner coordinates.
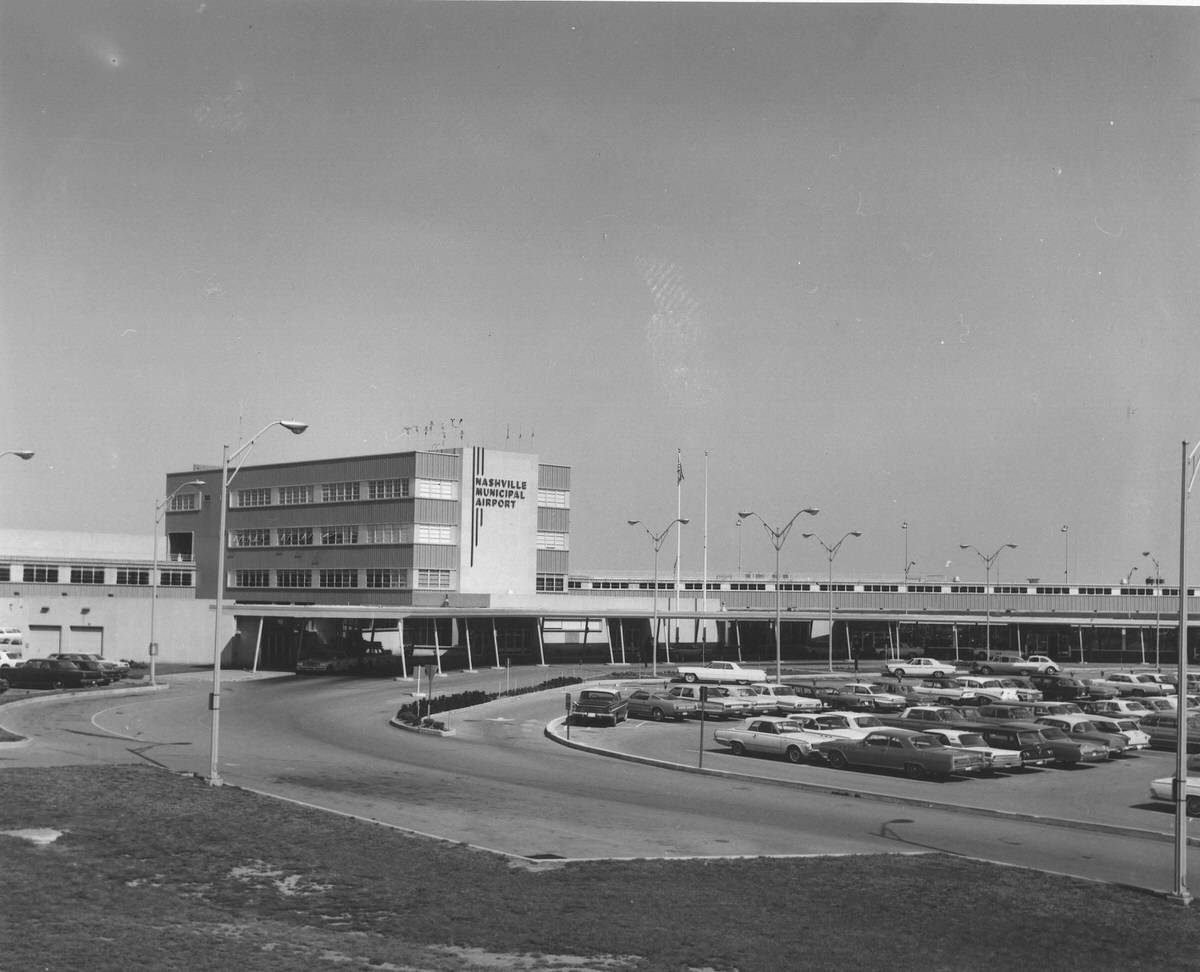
top-left (674, 660), bottom-right (768, 684)
top-left (712, 716), bottom-right (822, 763)
top-left (880, 657), bottom-right (957, 679)
top-left (569, 689), bottom-right (629, 727)
top-left (879, 706), bottom-right (975, 731)
top-left (666, 684), bottom-right (753, 720)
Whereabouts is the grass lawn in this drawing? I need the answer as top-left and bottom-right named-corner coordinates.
top-left (2, 766), bottom-right (1199, 971)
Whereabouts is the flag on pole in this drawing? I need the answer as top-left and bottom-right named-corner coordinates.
top-left (676, 451), bottom-right (684, 485)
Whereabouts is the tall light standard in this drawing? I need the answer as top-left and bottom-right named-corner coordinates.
top-left (209, 419), bottom-right (307, 786)
top-left (1144, 551), bottom-right (1162, 671)
top-left (151, 479), bottom-right (206, 687)
top-left (1061, 524), bottom-right (1070, 584)
top-left (627, 518), bottom-right (689, 678)
top-left (738, 508), bottom-right (820, 682)
top-left (959, 542), bottom-right (1017, 659)
top-left (1, 450), bottom-right (35, 460)
top-left (902, 521), bottom-right (909, 580)
top-left (803, 530), bottom-right (862, 672)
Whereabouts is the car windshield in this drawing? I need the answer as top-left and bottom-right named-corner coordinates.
top-left (817, 716), bottom-right (848, 729)
top-left (856, 716), bottom-right (883, 727)
top-left (1039, 727), bottom-right (1067, 740)
top-left (1073, 721), bottom-right (1099, 733)
top-left (1125, 701), bottom-right (1150, 711)
top-left (580, 692), bottom-right (614, 702)
top-left (910, 735), bottom-right (940, 749)
top-left (1015, 732), bottom-right (1044, 746)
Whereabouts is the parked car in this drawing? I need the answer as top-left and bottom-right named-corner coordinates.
top-left (1023, 655), bottom-right (1062, 673)
top-left (712, 716), bottom-right (820, 763)
top-left (819, 682), bottom-right (908, 713)
top-left (674, 660), bottom-right (767, 684)
top-left (1035, 714), bottom-right (1129, 758)
top-left (960, 724), bottom-right (1056, 768)
top-left (901, 677), bottom-right (970, 705)
top-left (1084, 698), bottom-right (1154, 720)
top-left (821, 727), bottom-right (989, 780)
top-left (1086, 715), bottom-right (1151, 751)
top-left (969, 654), bottom-right (1043, 676)
top-left (1030, 701), bottom-right (1085, 717)
top-left (786, 711), bottom-right (887, 744)
top-left (997, 677), bottom-right (1042, 702)
top-left (295, 654), bottom-right (353, 675)
top-left (953, 676), bottom-right (1020, 704)
top-left (1028, 673), bottom-right (1092, 702)
top-left (723, 683), bottom-right (776, 715)
top-left (878, 706), bottom-right (974, 731)
top-left (1076, 678), bottom-right (1120, 701)
top-left (52, 652), bottom-right (127, 680)
top-left (1137, 711), bottom-right (1200, 752)
top-left (747, 683), bottom-right (823, 714)
top-left (918, 727), bottom-right (1025, 771)
top-left (974, 704), bottom-right (1038, 723)
top-left (569, 689), bottom-right (629, 727)
top-left (1087, 672), bottom-right (1169, 698)
top-left (0, 649), bottom-right (24, 669)
top-left (1149, 754), bottom-right (1200, 816)
top-left (666, 684), bottom-right (753, 720)
top-left (625, 689), bottom-right (697, 722)
top-left (4, 658), bottom-right (104, 690)
top-left (881, 657), bottom-right (957, 679)
top-left (1004, 721), bottom-right (1109, 765)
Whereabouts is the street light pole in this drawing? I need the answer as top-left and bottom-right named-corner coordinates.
top-left (1144, 551), bottom-right (1162, 671)
top-left (151, 479), bottom-right (205, 687)
top-left (1061, 524), bottom-right (1069, 585)
top-left (628, 518), bottom-right (689, 678)
top-left (738, 508), bottom-right (820, 682)
top-left (803, 530), bottom-right (862, 673)
top-left (959, 543), bottom-right (1017, 660)
top-left (902, 521), bottom-right (908, 582)
top-left (209, 419), bottom-right (307, 786)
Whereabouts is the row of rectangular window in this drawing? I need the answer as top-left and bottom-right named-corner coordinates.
top-left (535, 532), bottom-right (569, 551)
top-left (0, 566), bottom-right (193, 587)
top-left (231, 524), bottom-right (455, 548)
top-left (232, 568), bottom-right (452, 590)
top-left (235, 478), bottom-right (458, 509)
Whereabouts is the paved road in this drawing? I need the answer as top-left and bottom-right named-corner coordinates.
top-left (2, 669), bottom-right (1198, 896)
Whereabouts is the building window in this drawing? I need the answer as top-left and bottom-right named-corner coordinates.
top-left (23, 566), bottom-right (60, 583)
top-left (0, 566), bottom-right (9, 582)
top-left (234, 570), bottom-right (270, 588)
top-left (537, 488), bottom-right (569, 509)
top-left (277, 527), bottom-right (314, 547)
top-left (319, 569), bottom-right (357, 589)
top-left (278, 484), bottom-right (313, 506)
top-left (276, 570), bottom-right (312, 588)
top-left (116, 569), bottom-right (150, 586)
top-left (235, 487), bottom-right (271, 508)
top-left (322, 481), bottom-right (360, 503)
top-left (416, 569), bottom-right (452, 589)
top-left (231, 529), bottom-right (271, 548)
top-left (321, 525), bottom-right (359, 545)
top-left (366, 569), bottom-right (405, 589)
top-left (70, 566), bottom-right (105, 585)
top-left (416, 479), bottom-right (456, 500)
top-left (415, 524), bottom-right (454, 545)
top-left (159, 571), bottom-right (193, 587)
top-left (364, 523), bottom-right (411, 544)
top-left (168, 491), bottom-right (200, 512)
top-left (537, 532), bottom-right (569, 551)
top-left (537, 574), bottom-right (565, 592)
top-left (368, 478), bottom-right (409, 499)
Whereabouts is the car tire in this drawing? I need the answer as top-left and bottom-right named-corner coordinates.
top-left (785, 746), bottom-right (804, 764)
top-left (51, 680), bottom-right (64, 689)
top-left (684, 673), bottom-right (698, 683)
top-left (729, 741), bottom-right (745, 756)
top-left (978, 666), bottom-right (993, 675)
top-left (904, 762), bottom-right (926, 780)
top-left (1047, 665), bottom-right (1060, 674)
top-left (650, 708), bottom-right (665, 722)
top-left (827, 751), bottom-right (848, 770)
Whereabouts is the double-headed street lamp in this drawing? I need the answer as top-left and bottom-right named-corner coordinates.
top-left (151, 479), bottom-right (206, 687)
top-left (209, 419), bottom-right (308, 786)
top-left (627, 518), bottom-right (689, 677)
top-left (738, 508), bottom-right (820, 682)
top-left (802, 530), bottom-right (862, 672)
top-left (958, 542), bottom-right (1017, 659)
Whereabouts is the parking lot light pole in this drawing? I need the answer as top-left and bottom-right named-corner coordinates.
top-left (738, 508), bottom-right (820, 683)
top-left (803, 531), bottom-right (862, 672)
top-left (151, 479), bottom-right (205, 687)
top-left (959, 543), bottom-right (1017, 660)
top-left (1061, 524), bottom-right (1070, 584)
top-left (209, 420), bottom-right (307, 786)
top-left (627, 518), bottom-right (689, 678)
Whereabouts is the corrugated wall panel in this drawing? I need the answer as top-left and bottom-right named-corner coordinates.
top-left (412, 545), bottom-right (458, 569)
top-left (537, 550), bottom-right (569, 573)
top-left (537, 508), bottom-right (570, 532)
top-left (415, 451), bottom-right (462, 481)
top-left (413, 499), bottom-right (460, 525)
top-left (538, 464), bottom-right (571, 490)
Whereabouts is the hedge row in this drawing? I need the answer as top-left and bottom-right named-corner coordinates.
top-left (394, 675), bottom-right (583, 725)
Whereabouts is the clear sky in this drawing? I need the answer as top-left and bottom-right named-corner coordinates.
top-left (2, 2), bottom-right (1199, 586)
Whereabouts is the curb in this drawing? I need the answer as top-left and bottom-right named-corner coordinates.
top-left (388, 717), bottom-right (456, 737)
top-left (0, 682), bottom-right (170, 745)
top-left (543, 717), bottom-right (1200, 848)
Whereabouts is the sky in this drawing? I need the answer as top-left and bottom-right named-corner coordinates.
top-left (2, 2), bottom-right (1199, 587)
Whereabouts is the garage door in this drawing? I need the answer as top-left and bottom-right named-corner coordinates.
top-left (69, 626), bottom-right (104, 655)
top-left (27, 625), bottom-right (62, 657)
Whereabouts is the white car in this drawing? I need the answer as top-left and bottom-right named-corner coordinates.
top-left (953, 676), bottom-right (1020, 703)
top-left (1087, 715), bottom-right (1151, 751)
top-left (747, 683), bottom-right (823, 714)
top-left (674, 660), bottom-right (768, 684)
top-left (1149, 755), bottom-right (1200, 816)
top-left (788, 711), bottom-right (887, 751)
top-left (1084, 698), bottom-right (1154, 719)
top-left (882, 657), bottom-right (957, 679)
top-left (1023, 655), bottom-right (1062, 674)
top-left (1088, 672), bottom-right (1170, 697)
top-left (919, 727), bottom-right (1024, 771)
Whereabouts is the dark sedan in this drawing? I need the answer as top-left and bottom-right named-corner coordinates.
top-left (6, 658), bottom-right (104, 690)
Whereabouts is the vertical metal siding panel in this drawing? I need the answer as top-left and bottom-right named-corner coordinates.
top-left (414, 499), bottom-right (460, 525)
top-left (537, 508), bottom-right (570, 532)
top-left (538, 465), bottom-right (571, 490)
top-left (415, 452), bottom-right (462, 481)
top-left (412, 546), bottom-right (458, 569)
top-left (537, 550), bottom-right (569, 573)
